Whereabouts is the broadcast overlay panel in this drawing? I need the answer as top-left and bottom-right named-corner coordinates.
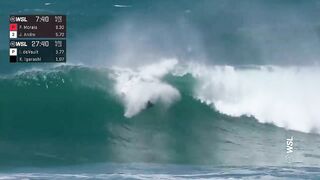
top-left (9, 15), bottom-right (66, 63)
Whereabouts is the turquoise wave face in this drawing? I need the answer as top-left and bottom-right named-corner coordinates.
top-left (0, 66), bottom-right (319, 167)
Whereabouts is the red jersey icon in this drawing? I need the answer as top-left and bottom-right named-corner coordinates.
top-left (10, 24), bottom-right (17, 31)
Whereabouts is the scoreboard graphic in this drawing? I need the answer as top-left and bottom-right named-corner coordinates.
top-left (9, 15), bottom-right (66, 63)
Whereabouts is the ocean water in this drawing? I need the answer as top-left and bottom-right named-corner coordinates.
top-left (1, 0), bottom-right (320, 179)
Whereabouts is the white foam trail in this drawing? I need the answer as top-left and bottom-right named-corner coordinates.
top-left (181, 63), bottom-right (320, 133)
top-left (112, 59), bottom-right (180, 118)
top-left (114, 4), bottom-right (132, 8)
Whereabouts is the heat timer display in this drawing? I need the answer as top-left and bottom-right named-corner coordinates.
top-left (9, 15), bottom-right (66, 63)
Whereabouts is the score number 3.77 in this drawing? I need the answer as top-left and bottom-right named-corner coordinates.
top-left (55, 40), bottom-right (65, 62)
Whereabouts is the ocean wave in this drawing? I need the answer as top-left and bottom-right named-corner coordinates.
top-left (1, 60), bottom-right (320, 134)
top-left (1, 62), bottom-right (320, 166)
top-left (110, 58), bottom-right (320, 133)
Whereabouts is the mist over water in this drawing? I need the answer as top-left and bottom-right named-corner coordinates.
top-left (1, 0), bottom-right (320, 71)
top-left (67, 0), bottom-right (320, 67)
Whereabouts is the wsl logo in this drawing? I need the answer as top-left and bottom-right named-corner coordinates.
top-left (285, 136), bottom-right (294, 164)
top-left (286, 136), bottom-right (294, 154)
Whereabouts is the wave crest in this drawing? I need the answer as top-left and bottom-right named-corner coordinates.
top-left (182, 63), bottom-right (320, 133)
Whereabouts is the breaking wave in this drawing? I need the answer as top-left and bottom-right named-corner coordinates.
top-left (1, 59), bottom-right (320, 166)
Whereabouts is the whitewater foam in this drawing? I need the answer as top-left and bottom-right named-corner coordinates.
top-left (111, 59), bottom-right (180, 117)
top-left (181, 63), bottom-right (320, 133)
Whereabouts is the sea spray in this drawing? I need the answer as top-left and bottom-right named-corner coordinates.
top-left (179, 63), bottom-right (320, 133)
top-left (111, 59), bottom-right (180, 117)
